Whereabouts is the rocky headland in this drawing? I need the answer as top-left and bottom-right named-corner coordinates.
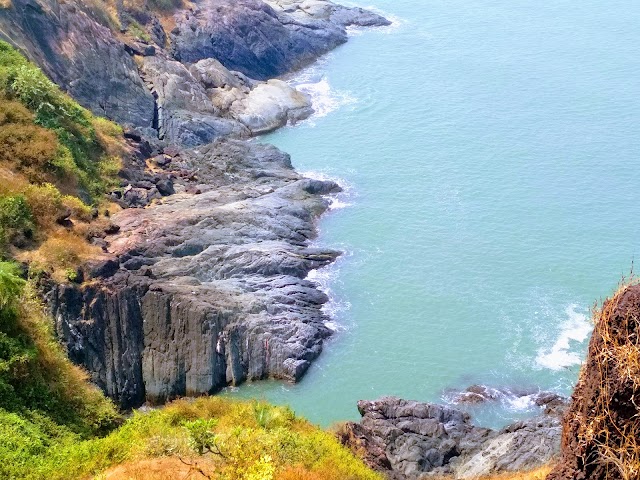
top-left (5, 2), bottom-right (639, 479)
top-left (0, 0), bottom-right (389, 408)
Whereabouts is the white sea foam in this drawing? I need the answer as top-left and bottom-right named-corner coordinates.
top-left (300, 170), bottom-right (355, 210)
top-left (503, 392), bottom-right (536, 411)
top-left (285, 58), bottom-right (357, 123)
top-left (535, 304), bottom-right (592, 371)
top-left (306, 260), bottom-right (352, 331)
top-left (296, 77), bottom-right (357, 121)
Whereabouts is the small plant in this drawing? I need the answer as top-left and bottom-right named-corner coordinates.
top-left (0, 195), bottom-right (34, 249)
top-left (0, 261), bottom-right (24, 309)
top-left (183, 418), bottom-right (223, 456)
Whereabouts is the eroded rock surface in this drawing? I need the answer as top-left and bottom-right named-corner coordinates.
top-left (341, 397), bottom-right (563, 479)
top-left (48, 140), bottom-right (341, 408)
top-left (2, 0), bottom-right (389, 409)
top-left (170, 0), bottom-right (390, 80)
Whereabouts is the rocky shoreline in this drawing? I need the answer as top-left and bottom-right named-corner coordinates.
top-left (341, 393), bottom-right (565, 479)
top-left (0, 0), bottom-right (389, 408)
top-left (0, 2), bottom-right (588, 478)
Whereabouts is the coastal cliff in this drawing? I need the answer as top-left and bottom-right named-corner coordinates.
top-left (0, 0), bottom-right (389, 408)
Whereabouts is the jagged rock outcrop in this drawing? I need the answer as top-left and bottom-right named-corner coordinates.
top-left (169, 0), bottom-right (390, 80)
top-left (548, 285), bottom-right (640, 480)
top-left (0, 0), bottom-right (155, 129)
top-left (48, 140), bottom-right (341, 408)
top-left (341, 396), bottom-right (564, 479)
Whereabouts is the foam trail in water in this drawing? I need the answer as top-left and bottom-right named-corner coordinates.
top-left (536, 304), bottom-right (592, 371)
top-left (306, 260), bottom-right (352, 332)
top-left (286, 60), bottom-right (357, 123)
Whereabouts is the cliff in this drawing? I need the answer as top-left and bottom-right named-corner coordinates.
top-left (0, 0), bottom-right (389, 408)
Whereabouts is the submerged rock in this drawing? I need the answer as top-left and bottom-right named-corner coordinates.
top-left (341, 396), bottom-right (562, 479)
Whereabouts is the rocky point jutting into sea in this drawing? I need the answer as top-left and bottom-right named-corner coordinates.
top-left (4, 1), bottom-right (639, 479)
top-left (0, 0), bottom-right (389, 408)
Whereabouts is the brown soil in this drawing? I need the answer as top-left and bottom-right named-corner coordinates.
top-left (547, 284), bottom-right (640, 480)
top-left (103, 457), bottom-right (217, 480)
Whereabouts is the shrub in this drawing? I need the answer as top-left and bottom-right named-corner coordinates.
top-left (23, 183), bottom-right (65, 228)
top-left (0, 123), bottom-right (59, 179)
top-left (183, 418), bottom-right (221, 455)
top-left (62, 195), bottom-right (94, 222)
top-left (0, 195), bottom-right (34, 249)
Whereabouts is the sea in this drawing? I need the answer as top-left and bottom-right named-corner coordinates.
top-left (226, 0), bottom-right (640, 428)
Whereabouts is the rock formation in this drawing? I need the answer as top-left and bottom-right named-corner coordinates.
top-left (341, 395), bottom-right (564, 479)
top-left (548, 284), bottom-right (640, 480)
top-left (0, 0), bottom-right (389, 408)
top-left (47, 139), bottom-right (342, 408)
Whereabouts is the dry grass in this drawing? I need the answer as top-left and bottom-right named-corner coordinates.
top-left (425, 465), bottom-right (552, 480)
top-left (18, 229), bottom-right (101, 281)
top-left (478, 465), bottom-right (553, 480)
top-left (570, 278), bottom-right (640, 480)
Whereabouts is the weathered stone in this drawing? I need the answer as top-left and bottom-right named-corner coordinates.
top-left (51, 141), bottom-right (341, 408)
top-left (342, 396), bottom-right (562, 479)
top-left (170, 0), bottom-right (389, 80)
top-left (0, 0), bottom-right (155, 128)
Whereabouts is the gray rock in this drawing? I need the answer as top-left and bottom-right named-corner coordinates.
top-left (342, 396), bottom-right (562, 479)
top-left (230, 79), bottom-right (313, 134)
top-left (49, 141), bottom-right (341, 408)
top-left (140, 55), bottom-right (250, 146)
top-left (170, 0), bottom-right (390, 80)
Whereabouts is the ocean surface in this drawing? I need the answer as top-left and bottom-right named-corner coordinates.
top-left (227, 0), bottom-right (640, 427)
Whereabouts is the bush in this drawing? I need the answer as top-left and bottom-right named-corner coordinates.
top-left (0, 41), bottom-right (127, 204)
top-left (23, 184), bottom-right (65, 228)
top-left (0, 123), bottom-right (59, 179)
top-left (0, 195), bottom-right (33, 249)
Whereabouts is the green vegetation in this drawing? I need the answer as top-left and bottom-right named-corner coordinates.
top-left (0, 41), bottom-right (125, 278)
top-left (0, 261), bottom-right (119, 479)
top-left (0, 268), bottom-right (378, 480)
top-left (1, 388), bottom-right (380, 479)
top-left (0, 41), bottom-right (123, 201)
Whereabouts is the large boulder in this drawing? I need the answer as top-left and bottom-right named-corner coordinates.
top-left (230, 79), bottom-right (313, 134)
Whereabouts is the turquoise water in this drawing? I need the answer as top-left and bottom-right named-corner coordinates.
top-left (227, 0), bottom-right (640, 427)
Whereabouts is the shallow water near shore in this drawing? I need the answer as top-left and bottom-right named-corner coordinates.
top-left (227, 0), bottom-right (640, 428)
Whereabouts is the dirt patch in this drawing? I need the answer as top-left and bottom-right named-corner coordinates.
top-left (103, 456), bottom-right (217, 480)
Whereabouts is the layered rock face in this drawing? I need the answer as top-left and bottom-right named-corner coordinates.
top-left (0, 0), bottom-right (155, 128)
top-left (48, 140), bottom-right (341, 408)
top-left (0, 0), bottom-right (388, 136)
top-left (548, 285), bottom-right (640, 480)
top-left (341, 396), bottom-right (563, 479)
